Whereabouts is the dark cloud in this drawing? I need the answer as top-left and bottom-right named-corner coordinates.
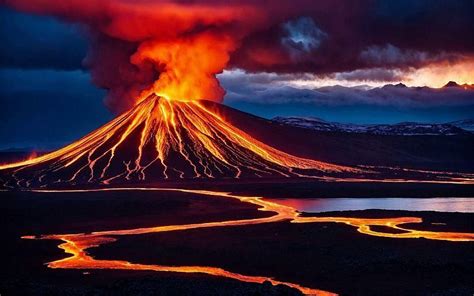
top-left (0, 7), bottom-right (87, 70)
top-left (369, 0), bottom-right (474, 52)
top-left (222, 71), bottom-right (474, 107)
top-left (2, 0), bottom-right (473, 88)
top-left (84, 33), bottom-right (159, 112)
top-left (220, 70), bottom-right (474, 123)
top-left (230, 0), bottom-right (474, 74)
top-left (4, 0), bottom-right (474, 108)
top-left (358, 44), bottom-right (460, 68)
top-left (334, 68), bottom-right (404, 82)
top-left (281, 17), bottom-right (328, 57)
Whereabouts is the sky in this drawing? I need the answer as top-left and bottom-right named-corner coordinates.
top-left (0, 1), bottom-right (474, 149)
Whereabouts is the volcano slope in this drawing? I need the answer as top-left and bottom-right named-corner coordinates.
top-left (0, 95), bottom-right (359, 188)
top-left (2, 94), bottom-right (473, 189)
top-left (210, 102), bottom-right (474, 173)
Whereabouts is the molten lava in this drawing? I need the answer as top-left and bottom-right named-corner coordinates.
top-left (24, 187), bottom-right (474, 296)
top-left (0, 94), bottom-right (356, 187)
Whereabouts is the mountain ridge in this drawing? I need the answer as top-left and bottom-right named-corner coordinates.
top-left (273, 116), bottom-right (473, 136)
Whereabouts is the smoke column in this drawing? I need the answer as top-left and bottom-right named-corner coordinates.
top-left (2, 0), bottom-right (371, 112)
top-left (2, 0), bottom-right (268, 111)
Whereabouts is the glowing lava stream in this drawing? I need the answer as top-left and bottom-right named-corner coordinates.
top-left (24, 188), bottom-right (474, 296)
top-left (0, 94), bottom-right (356, 188)
top-left (2, 94), bottom-right (474, 188)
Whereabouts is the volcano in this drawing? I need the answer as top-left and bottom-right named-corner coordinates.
top-left (0, 95), bottom-right (357, 188)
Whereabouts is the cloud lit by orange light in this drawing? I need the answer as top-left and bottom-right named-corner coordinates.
top-left (282, 58), bottom-right (474, 89)
top-left (404, 58), bottom-right (474, 88)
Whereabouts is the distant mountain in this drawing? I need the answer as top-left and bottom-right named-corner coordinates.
top-left (381, 83), bottom-right (408, 89)
top-left (448, 119), bottom-right (474, 132)
top-left (273, 117), bottom-right (472, 136)
top-left (443, 81), bottom-right (474, 90)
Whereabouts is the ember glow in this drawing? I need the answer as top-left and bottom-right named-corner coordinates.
top-left (24, 188), bottom-right (474, 296)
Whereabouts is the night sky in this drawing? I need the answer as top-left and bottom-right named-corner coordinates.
top-left (1, 1), bottom-right (474, 149)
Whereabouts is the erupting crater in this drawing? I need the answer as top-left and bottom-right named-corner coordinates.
top-left (0, 94), bottom-right (356, 188)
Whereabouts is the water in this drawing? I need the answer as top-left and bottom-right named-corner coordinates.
top-left (265, 197), bottom-right (474, 213)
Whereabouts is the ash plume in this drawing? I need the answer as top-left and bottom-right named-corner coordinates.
top-left (3, 0), bottom-right (474, 112)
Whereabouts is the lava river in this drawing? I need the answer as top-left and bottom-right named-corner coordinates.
top-left (23, 187), bottom-right (474, 296)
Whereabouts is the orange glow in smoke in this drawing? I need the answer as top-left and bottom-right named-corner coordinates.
top-left (133, 33), bottom-right (236, 103)
top-left (25, 188), bottom-right (474, 296)
top-left (3, 0), bottom-right (265, 104)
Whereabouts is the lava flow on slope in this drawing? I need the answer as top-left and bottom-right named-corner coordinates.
top-left (0, 94), bottom-right (357, 188)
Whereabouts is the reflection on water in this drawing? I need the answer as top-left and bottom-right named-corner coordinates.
top-left (265, 197), bottom-right (474, 213)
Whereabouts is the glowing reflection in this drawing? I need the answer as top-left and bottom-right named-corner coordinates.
top-left (268, 197), bottom-right (474, 213)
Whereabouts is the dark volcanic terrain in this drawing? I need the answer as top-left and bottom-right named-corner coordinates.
top-left (1, 189), bottom-right (473, 296)
top-left (0, 190), bottom-right (291, 296)
top-left (92, 211), bottom-right (474, 296)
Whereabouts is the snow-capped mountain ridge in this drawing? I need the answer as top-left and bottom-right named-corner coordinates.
top-left (273, 116), bottom-right (473, 136)
top-left (448, 119), bottom-right (474, 132)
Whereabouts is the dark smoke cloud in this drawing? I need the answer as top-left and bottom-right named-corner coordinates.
top-left (2, 0), bottom-right (474, 111)
top-left (358, 44), bottom-right (459, 68)
top-left (230, 1), bottom-right (474, 74)
top-left (83, 33), bottom-right (159, 112)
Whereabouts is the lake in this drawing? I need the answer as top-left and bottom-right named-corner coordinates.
top-left (265, 197), bottom-right (474, 213)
